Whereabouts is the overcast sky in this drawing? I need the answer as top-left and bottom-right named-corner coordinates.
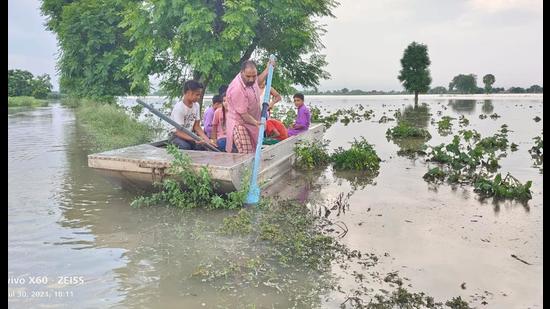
top-left (8, 0), bottom-right (543, 92)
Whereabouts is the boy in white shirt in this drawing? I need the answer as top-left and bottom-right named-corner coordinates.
top-left (170, 80), bottom-right (216, 150)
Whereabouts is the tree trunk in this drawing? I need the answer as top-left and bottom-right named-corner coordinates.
top-left (239, 39), bottom-right (258, 64)
top-left (414, 91), bottom-right (419, 106)
top-left (213, 0), bottom-right (224, 36)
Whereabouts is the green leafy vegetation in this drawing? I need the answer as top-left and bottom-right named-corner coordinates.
top-left (294, 139), bottom-right (332, 170)
top-left (437, 116), bottom-right (455, 135)
top-left (474, 173), bottom-right (532, 201)
top-left (423, 127), bottom-right (533, 201)
top-left (41, 0), bottom-right (143, 102)
top-left (294, 137), bottom-right (381, 173)
top-left (331, 137), bottom-right (381, 171)
top-left (119, 0), bottom-right (338, 100)
top-left (308, 104), bottom-right (374, 129)
top-left (132, 145), bottom-right (250, 209)
top-left (8, 69), bottom-right (53, 99)
top-left (386, 121), bottom-right (432, 139)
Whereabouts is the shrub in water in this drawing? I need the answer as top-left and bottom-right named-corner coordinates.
top-left (331, 137), bottom-right (381, 171)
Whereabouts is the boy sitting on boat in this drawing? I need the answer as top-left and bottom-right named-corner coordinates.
top-left (169, 80), bottom-right (217, 150)
top-left (287, 93), bottom-right (311, 136)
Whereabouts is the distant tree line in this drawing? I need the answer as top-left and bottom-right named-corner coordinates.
top-left (8, 69), bottom-right (54, 99)
top-left (303, 76), bottom-right (542, 96)
top-left (301, 88), bottom-right (408, 95)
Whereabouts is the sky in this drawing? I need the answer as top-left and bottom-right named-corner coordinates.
top-left (8, 0), bottom-right (543, 92)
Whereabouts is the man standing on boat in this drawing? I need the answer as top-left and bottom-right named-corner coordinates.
top-left (225, 60), bottom-right (273, 153)
top-left (169, 80), bottom-right (216, 150)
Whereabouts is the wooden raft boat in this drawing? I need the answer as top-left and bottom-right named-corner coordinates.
top-left (88, 123), bottom-right (325, 192)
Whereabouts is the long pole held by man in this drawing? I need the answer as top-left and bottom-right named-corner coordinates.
top-left (245, 55), bottom-right (276, 206)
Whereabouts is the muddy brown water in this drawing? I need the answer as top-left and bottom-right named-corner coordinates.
top-left (8, 95), bottom-right (542, 308)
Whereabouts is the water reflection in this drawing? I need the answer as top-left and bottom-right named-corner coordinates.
top-left (387, 104), bottom-right (431, 158)
top-left (332, 169), bottom-right (379, 191)
top-left (400, 103), bottom-right (431, 128)
top-left (481, 100), bottom-right (494, 114)
top-left (448, 99), bottom-right (476, 114)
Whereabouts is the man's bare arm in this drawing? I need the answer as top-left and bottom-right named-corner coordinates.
top-left (240, 112), bottom-right (260, 127)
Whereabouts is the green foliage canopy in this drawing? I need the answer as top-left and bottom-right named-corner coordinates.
top-left (8, 69), bottom-right (53, 99)
top-left (397, 41), bottom-right (432, 102)
top-left (121, 0), bottom-right (338, 99)
top-left (41, 0), bottom-right (148, 102)
top-left (449, 74), bottom-right (477, 94)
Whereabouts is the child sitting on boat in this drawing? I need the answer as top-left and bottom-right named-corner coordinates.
top-left (210, 93), bottom-right (231, 152)
top-left (287, 93), bottom-right (311, 136)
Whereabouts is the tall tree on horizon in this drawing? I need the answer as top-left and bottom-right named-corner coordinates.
top-left (483, 74), bottom-right (496, 94)
top-left (449, 74), bottom-right (478, 94)
top-left (397, 41), bottom-right (432, 105)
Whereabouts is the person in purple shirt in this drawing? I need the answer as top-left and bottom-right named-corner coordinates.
top-left (203, 94), bottom-right (223, 138)
top-left (287, 93), bottom-right (311, 136)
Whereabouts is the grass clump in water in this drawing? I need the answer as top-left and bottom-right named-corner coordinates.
top-left (331, 137), bottom-right (381, 171)
top-left (8, 96), bottom-right (48, 107)
top-left (131, 144), bottom-right (249, 209)
top-left (437, 116), bottom-right (455, 135)
top-left (386, 121), bottom-right (432, 140)
top-left (459, 115), bottom-right (470, 127)
top-left (294, 139), bottom-right (332, 170)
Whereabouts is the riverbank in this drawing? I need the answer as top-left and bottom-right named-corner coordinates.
top-left (8, 96), bottom-right (48, 107)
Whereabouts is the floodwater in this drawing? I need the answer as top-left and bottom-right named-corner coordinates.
top-left (8, 94), bottom-right (543, 308)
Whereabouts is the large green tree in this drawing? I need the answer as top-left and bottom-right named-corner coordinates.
top-left (482, 74), bottom-right (495, 94)
top-left (397, 42), bottom-right (432, 105)
top-left (8, 69), bottom-right (53, 98)
top-left (41, 0), bottom-right (146, 102)
top-left (448, 74), bottom-right (477, 94)
top-left (122, 0), bottom-right (338, 109)
top-left (8, 69), bottom-right (34, 97)
top-left (31, 74), bottom-right (54, 99)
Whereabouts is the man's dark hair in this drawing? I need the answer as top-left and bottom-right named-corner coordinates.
top-left (218, 85), bottom-right (228, 95)
top-left (293, 93), bottom-right (305, 101)
top-left (183, 80), bottom-right (203, 93)
top-left (212, 95), bottom-right (223, 104)
top-left (240, 60), bottom-right (257, 72)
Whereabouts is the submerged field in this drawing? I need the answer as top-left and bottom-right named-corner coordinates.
top-left (8, 94), bottom-right (542, 308)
